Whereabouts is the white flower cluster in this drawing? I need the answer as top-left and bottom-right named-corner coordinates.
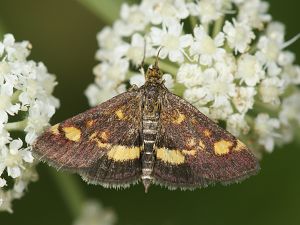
top-left (73, 201), bottom-right (116, 225)
top-left (86, 0), bottom-right (300, 156)
top-left (0, 34), bottom-right (59, 212)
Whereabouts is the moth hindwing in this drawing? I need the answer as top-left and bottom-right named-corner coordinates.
top-left (33, 64), bottom-right (260, 192)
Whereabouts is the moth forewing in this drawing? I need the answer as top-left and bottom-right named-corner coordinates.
top-left (33, 63), bottom-right (259, 192)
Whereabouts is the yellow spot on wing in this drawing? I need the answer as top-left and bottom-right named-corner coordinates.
top-left (187, 138), bottom-right (196, 147)
top-left (214, 140), bottom-right (233, 155)
top-left (89, 132), bottom-right (140, 161)
top-left (100, 131), bottom-right (109, 141)
top-left (182, 149), bottom-right (196, 156)
top-left (199, 140), bottom-right (205, 150)
top-left (50, 123), bottom-right (60, 135)
top-left (234, 140), bottom-right (246, 152)
top-left (204, 129), bottom-right (212, 137)
top-left (108, 146), bottom-right (140, 161)
top-left (173, 111), bottom-right (185, 124)
top-left (63, 127), bottom-right (81, 142)
top-left (115, 109), bottom-right (125, 120)
top-left (156, 148), bottom-right (185, 165)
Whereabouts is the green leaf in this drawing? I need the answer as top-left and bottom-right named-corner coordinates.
top-left (76, 0), bottom-right (123, 24)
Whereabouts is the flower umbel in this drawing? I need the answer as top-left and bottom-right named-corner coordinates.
top-left (86, 0), bottom-right (300, 158)
top-left (0, 34), bottom-right (59, 212)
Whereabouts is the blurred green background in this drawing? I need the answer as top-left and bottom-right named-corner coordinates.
top-left (0, 0), bottom-right (299, 225)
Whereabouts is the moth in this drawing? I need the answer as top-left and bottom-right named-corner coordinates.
top-left (33, 60), bottom-right (259, 193)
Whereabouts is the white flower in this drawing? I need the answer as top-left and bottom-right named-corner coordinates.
top-left (0, 34), bottom-right (59, 212)
top-left (238, 0), bottom-right (271, 29)
top-left (266, 22), bottom-right (285, 44)
top-left (73, 201), bottom-right (116, 225)
top-left (214, 53), bottom-right (236, 77)
top-left (254, 113), bottom-right (280, 152)
top-left (209, 100), bottom-right (233, 121)
top-left (93, 60), bottom-right (129, 86)
top-left (125, 33), bottom-right (155, 66)
top-left (114, 4), bottom-right (149, 37)
top-left (280, 64), bottom-right (300, 86)
top-left (150, 19), bottom-right (193, 63)
top-left (202, 68), bottom-right (236, 107)
top-left (259, 77), bottom-right (284, 105)
top-left (85, 83), bottom-right (125, 107)
top-left (279, 92), bottom-right (300, 126)
top-left (140, 0), bottom-right (189, 25)
top-left (227, 113), bottom-right (250, 136)
top-left (25, 101), bottom-right (56, 144)
top-left (189, 26), bottom-right (225, 65)
top-left (162, 73), bottom-right (174, 90)
top-left (88, 0), bottom-right (300, 156)
top-left (0, 94), bottom-right (20, 123)
top-left (0, 139), bottom-right (33, 179)
top-left (236, 54), bottom-right (265, 86)
top-left (183, 87), bottom-right (208, 106)
top-left (129, 73), bottom-right (145, 87)
top-left (232, 87), bottom-right (256, 114)
top-left (187, 0), bottom-right (224, 24)
top-left (95, 27), bottom-right (128, 62)
top-left (223, 20), bottom-right (255, 53)
top-left (176, 63), bottom-right (203, 88)
top-left (256, 36), bottom-right (282, 76)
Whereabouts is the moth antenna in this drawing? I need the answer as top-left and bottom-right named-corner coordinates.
top-left (154, 47), bottom-right (162, 68)
top-left (139, 38), bottom-right (146, 75)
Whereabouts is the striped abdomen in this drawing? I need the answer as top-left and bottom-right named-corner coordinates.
top-left (141, 114), bottom-right (159, 192)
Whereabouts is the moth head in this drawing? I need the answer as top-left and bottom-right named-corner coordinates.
top-left (145, 64), bottom-right (162, 81)
top-left (145, 47), bottom-right (163, 82)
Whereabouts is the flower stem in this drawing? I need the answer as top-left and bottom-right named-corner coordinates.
top-left (212, 16), bottom-right (224, 38)
top-left (189, 16), bottom-right (198, 30)
top-left (11, 90), bottom-right (22, 104)
top-left (5, 119), bottom-right (28, 131)
top-left (49, 168), bottom-right (86, 218)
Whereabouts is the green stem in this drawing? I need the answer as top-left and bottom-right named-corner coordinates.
top-left (189, 16), bottom-right (198, 30)
top-left (49, 168), bottom-right (86, 218)
top-left (76, 0), bottom-right (122, 24)
top-left (203, 23), bottom-right (209, 33)
top-left (5, 119), bottom-right (28, 131)
top-left (212, 16), bottom-right (224, 38)
top-left (11, 90), bottom-right (22, 104)
top-left (144, 58), bottom-right (178, 76)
